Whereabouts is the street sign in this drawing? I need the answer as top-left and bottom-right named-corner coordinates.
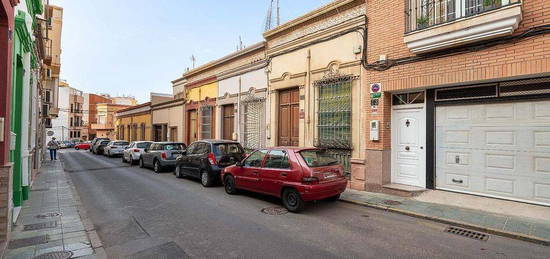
top-left (370, 83), bottom-right (382, 94)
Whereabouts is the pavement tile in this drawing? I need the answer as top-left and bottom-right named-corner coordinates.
top-left (6, 158), bottom-right (96, 258)
top-left (71, 247), bottom-right (95, 257)
top-left (503, 218), bottom-right (534, 235)
top-left (531, 224), bottom-right (550, 239)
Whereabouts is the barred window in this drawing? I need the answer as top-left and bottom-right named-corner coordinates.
top-left (241, 98), bottom-right (265, 151)
top-left (140, 123), bottom-right (146, 140)
top-left (316, 80), bottom-right (352, 149)
top-left (200, 106), bottom-right (213, 140)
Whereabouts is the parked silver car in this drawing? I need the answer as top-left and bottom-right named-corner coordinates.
top-left (122, 141), bottom-right (153, 165)
top-left (139, 142), bottom-right (186, 173)
top-left (103, 141), bottom-right (130, 157)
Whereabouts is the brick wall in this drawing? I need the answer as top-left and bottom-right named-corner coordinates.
top-left (364, 0), bottom-right (550, 151)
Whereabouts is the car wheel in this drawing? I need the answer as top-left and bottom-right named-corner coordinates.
top-left (175, 166), bottom-right (183, 178)
top-left (325, 194), bottom-right (341, 202)
top-left (224, 175), bottom-right (238, 195)
top-left (139, 158), bottom-right (145, 168)
top-left (153, 160), bottom-right (161, 174)
top-left (282, 188), bottom-right (305, 213)
top-left (201, 171), bottom-right (213, 187)
top-left (75, 147), bottom-right (79, 150)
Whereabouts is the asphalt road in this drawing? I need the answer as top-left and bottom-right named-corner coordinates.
top-left (60, 150), bottom-right (549, 258)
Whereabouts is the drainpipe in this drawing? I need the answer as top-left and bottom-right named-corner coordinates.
top-left (237, 77), bottom-right (241, 141)
top-left (306, 49), bottom-right (312, 146)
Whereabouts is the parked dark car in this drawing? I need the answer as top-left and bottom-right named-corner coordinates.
top-left (91, 138), bottom-right (109, 153)
top-left (221, 147), bottom-right (347, 212)
top-left (139, 142), bottom-right (186, 173)
top-left (95, 140), bottom-right (111, 155)
top-left (175, 140), bottom-right (245, 187)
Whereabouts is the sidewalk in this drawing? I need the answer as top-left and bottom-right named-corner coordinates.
top-left (341, 189), bottom-right (550, 246)
top-left (5, 158), bottom-right (104, 258)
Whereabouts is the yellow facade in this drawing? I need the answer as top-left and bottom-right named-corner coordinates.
top-left (186, 82), bottom-right (218, 102)
top-left (114, 103), bottom-right (153, 142)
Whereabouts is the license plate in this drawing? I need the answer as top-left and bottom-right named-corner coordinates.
top-left (324, 173), bottom-right (337, 179)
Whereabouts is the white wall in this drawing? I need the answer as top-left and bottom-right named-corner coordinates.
top-left (48, 86), bottom-right (70, 142)
top-left (218, 69), bottom-right (267, 97)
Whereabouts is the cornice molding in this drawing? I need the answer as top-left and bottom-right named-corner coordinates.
top-left (175, 42), bottom-right (265, 81)
top-left (263, 0), bottom-right (358, 38)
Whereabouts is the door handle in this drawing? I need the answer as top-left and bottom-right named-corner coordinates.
top-left (252, 171), bottom-right (259, 175)
top-left (280, 173), bottom-right (287, 177)
top-left (405, 146), bottom-right (410, 151)
top-left (452, 179), bottom-right (463, 184)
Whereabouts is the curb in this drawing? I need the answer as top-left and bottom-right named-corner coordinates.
top-left (340, 197), bottom-right (550, 246)
top-left (61, 156), bottom-right (106, 257)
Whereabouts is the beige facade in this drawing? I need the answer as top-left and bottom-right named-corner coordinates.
top-left (151, 96), bottom-right (185, 142)
top-left (264, 0), bottom-right (366, 176)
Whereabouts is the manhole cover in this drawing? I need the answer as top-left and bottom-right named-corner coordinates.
top-left (24, 221), bottom-right (58, 231)
top-left (9, 235), bottom-right (49, 249)
top-left (33, 251), bottom-right (73, 259)
top-left (36, 212), bottom-right (61, 219)
top-left (445, 226), bottom-right (489, 241)
top-left (30, 188), bottom-right (50, 192)
top-left (382, 200), bottom-right (402, 206)
top-left (261, 207), bottom-right (288, 215)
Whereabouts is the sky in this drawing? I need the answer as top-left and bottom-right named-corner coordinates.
top-left (48, 0), bottom-right (333, 103)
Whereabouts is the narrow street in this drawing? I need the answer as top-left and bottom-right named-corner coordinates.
top-left (60, 150), bottom-right (549, 258)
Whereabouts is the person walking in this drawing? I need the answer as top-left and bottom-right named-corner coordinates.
top-left (47, 137), bottom-right (59, 160)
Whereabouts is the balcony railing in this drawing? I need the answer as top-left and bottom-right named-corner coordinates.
top-left (405, 0), bottom-right (521, 33)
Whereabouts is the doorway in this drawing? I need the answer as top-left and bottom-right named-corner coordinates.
top-left (187, 110), bottom-right (198, 144)
top-left (278, 88), bottom-right (299, 146)
top-left (222, 104), bottom-right (235, 140)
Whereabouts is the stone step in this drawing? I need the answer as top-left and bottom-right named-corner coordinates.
top-left (382, 183), bottom-right (426, 197)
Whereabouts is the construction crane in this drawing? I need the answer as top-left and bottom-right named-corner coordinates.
top-left (264, 0), bottom-right (280, 32)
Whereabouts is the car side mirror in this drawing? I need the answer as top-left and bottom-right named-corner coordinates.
top-left (235, 161), bottom-right (243, 167)
top-left (144, 148), bottom-right (148, 152)
top-left (181, 150), bottom-right (187, 155)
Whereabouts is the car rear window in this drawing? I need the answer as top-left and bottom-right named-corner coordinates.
top-left (163, 144), bottom-right (185, 150)
top-left (100, 141), bottom-right (110, 145)
top-left (136, 142), bottom-right (151, 148)
top-left (213, 143), bottom-right (244, 156)
top-left (114, 142), bottom-right (129, 146)
top-left (300, 150), bottom-right (339, 167)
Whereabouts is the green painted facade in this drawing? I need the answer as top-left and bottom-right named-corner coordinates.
top-left (10, 9), bottom-right (35, 207)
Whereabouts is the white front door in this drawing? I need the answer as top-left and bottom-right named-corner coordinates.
top-left (392, 105), bottom-right (426, 188)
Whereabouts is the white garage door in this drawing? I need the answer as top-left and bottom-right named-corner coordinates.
top-left (436, 100), bottom-right (550, 206)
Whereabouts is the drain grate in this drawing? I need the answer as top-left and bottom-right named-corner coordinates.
top-left (382, 200), bottom-right (402, 206)
top-left (24, 221), bottom-right (58, 231)
top-left (8, 235), bottom-right (49, 249)
top-left (33, 251), bottom-right (73, 259)
top-left (261, 207), bottom-right (289, 215)
top-left (36, 212), bottom-right (61, 219)
top-left (445, 226), bottom-right (489, 241)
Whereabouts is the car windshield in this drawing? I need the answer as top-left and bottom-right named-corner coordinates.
top-left (114, 141), bottom-right (129, 146)
top-left (300, 150), bottom-right (339, 167)
top-left (214, 143), bottom-right (244, 156)
top-left (164, 144), bottom-right (185, 150)
top-left (136, 142), bottom-right (151, 149)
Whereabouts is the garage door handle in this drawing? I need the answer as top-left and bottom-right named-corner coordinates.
top-left (452, 179), bottom-right (463, 184)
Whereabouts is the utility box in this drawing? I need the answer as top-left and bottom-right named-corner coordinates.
top-left (370, 120), bottom-right (380, 141)
top-left (10, 132), bottom-right (16, 150)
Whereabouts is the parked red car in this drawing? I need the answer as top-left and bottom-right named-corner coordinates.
top-left (74, 142), bottom-right (91, 150)
top-left (222, 147), bottom-right (347, 212)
